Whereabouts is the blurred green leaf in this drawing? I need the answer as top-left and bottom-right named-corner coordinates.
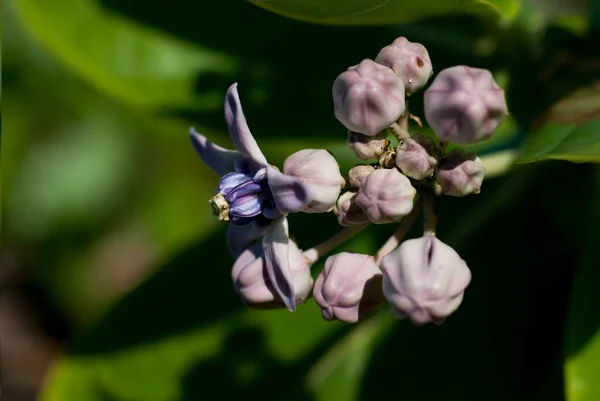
top-left (6, 103), bottom-right (135, 239)
top-left (248, 0), bottom-right (520, 25)
top-left (12, 0), bottom-right (236, 110)
top-left (517, 121), bottom-right (600, 163)
top-left (564, 169), bottom-right (600, 401)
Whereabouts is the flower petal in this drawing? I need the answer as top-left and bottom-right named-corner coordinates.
top-left (266, 167), bottom-right (312, 214)
top-left (262, 217), bottom-right (296, 311)
top-left (189, 127), bottom-right (241, 177)
top-left (224, 83), bottom-right (268, 166)
top-left (227, 221), bottom-right (267, 259)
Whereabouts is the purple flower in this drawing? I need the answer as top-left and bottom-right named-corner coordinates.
top-left (190, 83), bottom-right (314, 311)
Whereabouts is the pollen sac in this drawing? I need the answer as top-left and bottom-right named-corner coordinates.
top-left (348, 165), bottom-right (375, 188)
top-left (381, 234), bottom-right (472, 325)
top-left (333, 59), bottom-right (406, 136)
top-left (347, 130), bottom-right (388, 160)
top-left (313, 252), bottom-right (385, 323)
top-left (333, 191), bottom-right (370, 227)
top-left (232, 242), bottom-right (313, 309)
top-left (395, 134), bottom-right (439, 180)
top-left (436, 149), bottom-right (485, 197)
top-left (374, 36), bottom-right (433, 95)
top-left (355, 168), bottom-right (416, 224)
top-left (424, 65), bottom-right (508, 145)
top-left (282, 149), bottom-right (344, 213)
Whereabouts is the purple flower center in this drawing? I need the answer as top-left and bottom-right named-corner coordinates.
top-left (210, 166), bottom-right (280, 225)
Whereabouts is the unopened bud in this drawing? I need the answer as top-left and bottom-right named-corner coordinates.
top-left (355, 169), bottom-right (416, 224)
top-left (424, 65), bottom-right (508, 145)
top-left (333, 59), bottom-right (406, 136)
top-left (333, 191), bottom-right (370, 227)
top-left (232, 242), bottom-right (313, 309)
top-left (313, 252), bottom-right (385, 323)
top-left (375, 37), bottom-right (433, 95)
top-left (436, 149), bottom-right (485, 197)
top-left (348, 165), bottom-right (375, 188)
top-left (347, 131), bottom-right (388, 160)
top-left (395, 134), bottom-right (439, 180)
top-left (283, 149), bottom-right (344, 213)
top-left (381, 234), bottom-right (471, 325)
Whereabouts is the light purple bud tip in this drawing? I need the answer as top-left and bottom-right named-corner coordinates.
top-left (347, 131), bottom-right (388, 160)
top-left (333, 59), bottom-right (406, 136)
top-left (232, 242), bottom-right (313, 310)
top-left (436, 149), bottom-right (485, 197)
top-left (333, 191), bottom-right (370, 227)
top-left (375, 37), bottom-right (433, 95)
top-left (355, 169), bottom-right (416, 224)
top-left (313, 252), bottom-right (385, 323)
top-left (381, 234), bottom-right (472, 325)
top-left (282, 149), bottom-right (344, 213)
top-left (424, 65), bottom-right (508, 145)
top-left (395, 134), bottom-right (439, 180)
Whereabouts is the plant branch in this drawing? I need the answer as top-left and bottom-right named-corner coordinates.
top-left (374, 199), bottom-right (422, 265)
top-left (303, 224), bottom-right (369, 264)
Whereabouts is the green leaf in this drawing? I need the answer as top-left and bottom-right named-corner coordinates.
top-left (11, 0), bottom-right (236, 110)
top-left (517, 121), bottom-right (600, 163)
top-left (564, 169), bottom-right (600, 401)
top-left (248, 0), bottom-right (520, 26)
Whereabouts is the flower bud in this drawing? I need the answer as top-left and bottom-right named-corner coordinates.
top-left (395, 134), bottom-right (439, 180)
top-left (282, 149), bottom-right (344, 213)
top-left (374, 37), bottom-right (433, 95)
top-left (355, 168), bottom-right (416, 224)
top-left (232, 242), bottom-right (313, 309)
top-left (333, 191), bottom-right (370, 227)
top-left (333, 59), bottom-right (406, 136)
top-left (424, 65), bottom-right (508, 145)
top-left (313, 252), bottom-right (385, 323)
top-left (381, 234), bottom-right (471, 325)
top-left (348, 165), bottom-right (375, 188)
top-left (435, 149), bottom-right (485, 197)
top-left (347, 131), bottom-right (388, 160)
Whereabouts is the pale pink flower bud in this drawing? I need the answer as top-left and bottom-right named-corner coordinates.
top-left (348, 165), bottom-right (375, 188)
top-left (333, 59), bottom-right (406, 136)
top-left (355, 169), bottom-right (416, 224)
top-left (424, 65), bottom-right (508, 145)
top-left (332, 191), bottom-right (370, 227)
top-left (313, 252), bottom-right (385, 323)
top-left (381, 234), bottom-right (471, 325)
top-left (232, 242), bottom-right (313, 309)
top-left (436, 149), bottom-right (485, 197)
top-left (347, 131), bottom-right (388, 160)
top-left (375, 37), bottom-right (433, 95)
top-left (283, 149), bottom-right (344, 213)
top-left (395, 134), bottom-right (439, 180)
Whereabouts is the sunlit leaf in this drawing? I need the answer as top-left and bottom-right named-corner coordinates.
top-left (517, 121), bottom-right (600, 163)
top-left (248, 0), bottom-right (520, 26)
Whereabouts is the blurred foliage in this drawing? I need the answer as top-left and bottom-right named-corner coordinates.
top-left (247, 0), bottom-right (520, 26)
top-left (2, 0), bottom-right (599, 401)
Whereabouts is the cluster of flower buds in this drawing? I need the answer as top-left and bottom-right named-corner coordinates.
top-left (190, 37), bottom-right (507, 325)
